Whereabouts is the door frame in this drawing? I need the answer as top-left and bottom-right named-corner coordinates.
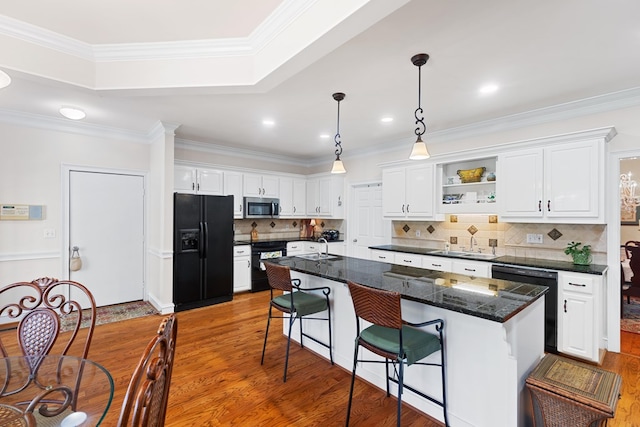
top-left (61, 164), bottom-right (148, 296)
top-left (606, 148), bottom-right (640, 353)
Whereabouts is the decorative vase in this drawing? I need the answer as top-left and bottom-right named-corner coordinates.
top-left (572, 252), bottom-right (592, 265)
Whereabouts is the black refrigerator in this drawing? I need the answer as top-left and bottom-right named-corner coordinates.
top-left (173, 193), bottom-right (233, 312)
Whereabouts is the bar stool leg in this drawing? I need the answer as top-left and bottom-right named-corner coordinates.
top-left (346, 344), bottom-right (359, 426)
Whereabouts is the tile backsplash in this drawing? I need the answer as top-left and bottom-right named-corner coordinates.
top-left (391, 215), bottom-right (606, 264)
top-left (234, 218), bottom-right (344, 242)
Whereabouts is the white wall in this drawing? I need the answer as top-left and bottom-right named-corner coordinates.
top-left (0, 122), bottom-right (150, 283)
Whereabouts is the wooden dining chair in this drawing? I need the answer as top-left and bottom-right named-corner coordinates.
top-left (622, 241), bottom-right (640, 304)
top-left (117, 314), bottom-right (178, 427)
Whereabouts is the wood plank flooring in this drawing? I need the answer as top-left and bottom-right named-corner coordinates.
top-left (81, 291), bottom-right (640, 426)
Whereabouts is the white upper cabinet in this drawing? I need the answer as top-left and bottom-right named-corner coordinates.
top-left (243, 173), bottom-right (279, 198)
top-left (382, 163), bottom-right (435, 219)
top-left (499, 138), bottom-right (605, 223)
top-left (224, 171), bottom-right (244, 218)
top-left (279, 177), bottom-right (306, 217)
top-left (174, 165), bottom-right (223, 195)
top-left (307, 175), bottom-right (344, 218)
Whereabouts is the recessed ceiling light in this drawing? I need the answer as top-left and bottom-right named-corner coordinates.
top-left (319, 133), bottom-right (331, 139)
top-left (479, 83), bottom-right (499, 95)
top-left (59, 106), bottom-right (86, 120)
top-left (262, 119), bottom-right (275, 126)
top-left (381, 117), bottom-right (394, 123)
top-left (0, 70), bottom-right (11, 89)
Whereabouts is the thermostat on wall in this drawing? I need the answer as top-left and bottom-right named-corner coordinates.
top-left (0, 204), bottom-right (45, 220)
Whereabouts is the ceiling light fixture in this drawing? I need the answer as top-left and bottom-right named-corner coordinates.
top-left (59, 106), bottom-right (86, 120)
top-left (479, 83), bottom-right (499, 95)
top-left (0, 70), bottom-right (11, 89)
top-left (381, 117), bottom-right (394, 123)
top-left (330, 92), bottom-right (346, 174)
top-left (262, 119), bottom-right (275, 126)
top-left (409, 53), bottom-right (430, 160)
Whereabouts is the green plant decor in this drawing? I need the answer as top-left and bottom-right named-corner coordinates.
top-left (564, 241), bottom-right (592, 265)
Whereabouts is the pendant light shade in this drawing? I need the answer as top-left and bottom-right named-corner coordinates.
top-left (330, 92), bottom-right (346, 174)
top-left (409, 53), bottom-right (430, 160)
top-left (0, 69), bottom-right (11, 89)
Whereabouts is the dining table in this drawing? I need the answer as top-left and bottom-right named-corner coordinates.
top-left (0, 355), bottom-right (114, 426)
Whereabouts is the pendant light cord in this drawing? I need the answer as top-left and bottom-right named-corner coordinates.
top-left (334, 94), bottom-right (344, 159)
top-left (414, 62), bottom-right (426, 138)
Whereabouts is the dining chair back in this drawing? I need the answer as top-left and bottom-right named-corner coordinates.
top-left (0, 277), bottom-right (96, 370)
top-left (117, 314), bottom-right (178, 427)
top-left (622, 241), bottom-right (640, 304)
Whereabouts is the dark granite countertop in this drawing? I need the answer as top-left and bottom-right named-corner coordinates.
top-left (235, 237), bottom-right (345, 245)
top-left (370, 244), bottom-right (608, 275)
top-left (266, 255), bottom-right (548, 323)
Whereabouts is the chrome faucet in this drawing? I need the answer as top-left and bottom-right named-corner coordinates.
top-left (469, 235), bottom-right (476, 252)
top-left (317, 237), bottom-right (329, 257)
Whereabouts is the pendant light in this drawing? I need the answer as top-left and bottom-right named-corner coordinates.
top-left (409, 53), bottom-right (430, 160)
top-left (330, 92), bottom-right (346, 174)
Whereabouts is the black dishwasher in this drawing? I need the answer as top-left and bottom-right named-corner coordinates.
top-left (250, 241), bottom-right (287, 292)
top-left (491, 264), bottom-right (558, 354)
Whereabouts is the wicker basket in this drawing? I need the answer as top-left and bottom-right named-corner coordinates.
top-left (525, 354), bottom-right (621, 427)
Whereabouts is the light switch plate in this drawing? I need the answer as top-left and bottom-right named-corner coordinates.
top-left (526, 233), bottom-right (543, 244)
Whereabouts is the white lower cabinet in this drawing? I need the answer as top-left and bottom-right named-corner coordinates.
top-left (422, 255), bottom-right (452, 272)
top-left (370, 249), bottom-right (394, 263)
top-left (286, 241), bottom-right (304, 256)
top-left (233, 245), bottom-right (251, 293)
top-left (451, 260), bottom-right (491, 278)
top-left (394, 253), bottom-right (422, 268)
top-left (557, 271), bottom-right (602, 363)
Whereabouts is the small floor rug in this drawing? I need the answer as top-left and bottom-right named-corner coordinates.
top-left (61, 300), bottom-right (158, 332)
top-left (620, 296), bottom-right (640, 334)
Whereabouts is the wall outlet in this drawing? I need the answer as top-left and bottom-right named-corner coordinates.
top-left (415, 230), bottom-right (421, 237)
top-left (526, 233), bottom-right (543, 244)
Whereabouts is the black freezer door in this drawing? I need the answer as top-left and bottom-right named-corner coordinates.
top-left (173, 193), bottom-right (233, 311)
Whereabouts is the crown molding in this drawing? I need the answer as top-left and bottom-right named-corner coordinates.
top-left (0, 14), bottom-right (93, 60)
top-left (0, 108), bottom-right (153, 143)
top-left (0, 0), bottom-right (318, 63)
top-left (175, 137), bottom-right (313, 168)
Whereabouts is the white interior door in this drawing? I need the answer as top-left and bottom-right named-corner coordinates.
top-left (349, 183), bottom-right (389, 259)
top-left (69, 170), bottom-right (144, 307)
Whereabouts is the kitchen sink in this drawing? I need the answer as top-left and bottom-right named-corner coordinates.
top-left (431, 250), bottom-right (497, 260)
top-left (295, 254), bottom-right (338, 261)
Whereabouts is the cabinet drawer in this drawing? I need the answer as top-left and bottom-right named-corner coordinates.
top-left (561, 273), bottom-right (594, 294)
top-left (394, 253), bottom-right (422, 267)
top-left (423, 256), bottom-right (452, 272)
top-left (451, 260), bottom-right (491, 278)
top-left (287, 242), bottom-right (303, 252)
top-left (370, 249), bottom-right (393, 263)
top-left (234, 245), bottom-right (251, 257)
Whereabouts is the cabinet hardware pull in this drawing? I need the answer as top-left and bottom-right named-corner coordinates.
top-left (564, 299), bottom-right (567, 313)
top-left (197, 183), bottom-right (200, 191)
top-left (404, 259), bottom-right (411, 263)
top-left (192, 183), bottom-right (195, 190)
top-left (402, 204), bottom-right (405, 213)
top-left (239, 205), bottom-right (242, 211)
top-left (538, 200), bottom-right (541, 212)
top-left (406, 204), bottom-right (410, 212)
top-left (547, 200), bottom-right (551, 211)
top-left (464, 268), bottom-right (476, 272)
top-left (247, 260), bottom-right (250, 268)
top-left (433, 264), bottom-right (441, 267)
top-left (568, 282), bottom-right (586, 287)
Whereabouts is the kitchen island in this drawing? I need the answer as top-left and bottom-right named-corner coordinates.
top-left (266, 255), bottom-right (548, 427)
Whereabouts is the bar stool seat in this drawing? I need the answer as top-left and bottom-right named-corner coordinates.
top-left (261, 262), bottom-right (334, 382)
top-left (346, 280), bottom-right (448, 427)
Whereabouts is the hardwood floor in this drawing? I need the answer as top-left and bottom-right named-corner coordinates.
top-left (84, 292), bottom-right (639, 426)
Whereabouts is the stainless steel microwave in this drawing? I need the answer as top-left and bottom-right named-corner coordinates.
top-left (243, 197), bottom-right (280, 219)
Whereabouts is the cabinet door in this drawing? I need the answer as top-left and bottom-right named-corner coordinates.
top-left (286, 242), bottom-right (304, 255)
top-left (499, 149), bottom-right (543, 218)
top-left (405, 164), bottom-right (434, 217)
top-left (224, 171), bottom-right (244, 218)
top-left (197, 169), bottom-right (224, 195)
top-left (233, 257), bottom-right (251, 292)
top-left (545, 141), bottom-right (599, 219)
top-left (559, 292), bottom-right (595, 360)
top-left (174, 165), bottom-right (197, 194)
top-left (243, 173), bottom-right (263, 197)
top-left (262, 175), bottom-right (279, 198)
top-left (382, 168), bottom-right (407, 217)
top-left (306, 178), bottom-right (319, 215)
top-left (279, 177), bottom-right (294, 217)
top-left (318, 177), bottom-right (333, 216)
top-left (370, 249), bottom-right (393, 263)
top-left (451, 260), bottom-right (491, 278)
top-left (292, 178), bottom-right (306, 217)
top-left (394, 253), bottom-right (422, 267)
top-left (423, 256), bottom-right (452, 272)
